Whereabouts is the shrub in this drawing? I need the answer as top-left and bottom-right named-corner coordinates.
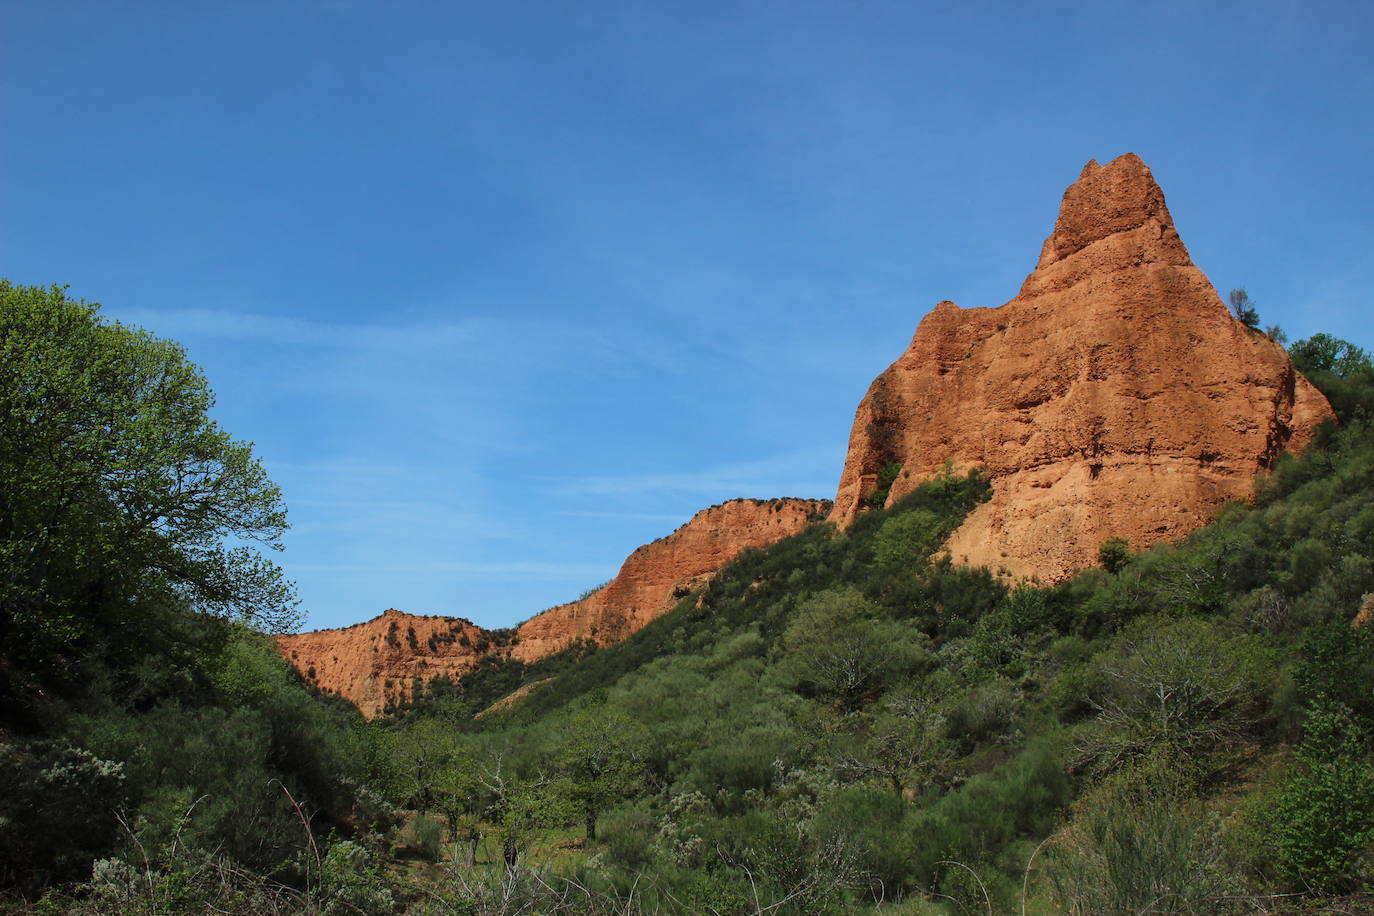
top-left (1097, 537), bottom-right (1131, 574)
top-left (1046, 780), bottom-right (1233, 916)
top-left (0, 740), bottom-right (127, 891)
top-left (1268, 702), bottom-right (1374, 892)
top-left (317, 840), bottom-right (396, 915)
top-left (863, 462), bottom-right (904, 508)
top-left (406, 814), bottom-right (446, 862)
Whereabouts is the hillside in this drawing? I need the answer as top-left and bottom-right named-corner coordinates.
top-left (282, 152), bottom-right (1334, 718)
top-left (7, 170), bottom-right (1374, 914)
top-left (279, 497), bottom-right (830, 715)
top-left (431, 354), bottom-right (1374, 912)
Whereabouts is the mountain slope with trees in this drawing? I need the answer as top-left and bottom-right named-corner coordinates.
top-left (3, 276), bottom-right (1372, 914)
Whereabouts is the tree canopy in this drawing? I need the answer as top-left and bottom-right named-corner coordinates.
top-left (0, 282), bottom-right (298, 682)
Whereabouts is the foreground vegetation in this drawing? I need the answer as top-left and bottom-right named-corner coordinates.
top-left (3, 282), bottom-right (1372, 913)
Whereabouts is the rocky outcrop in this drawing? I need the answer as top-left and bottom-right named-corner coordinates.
top-left (511, 498), bottom-right (830, 662)
top-left (279, 497), bottom-right (829, 715)
top-left (278, 609), bottom-right (492, 717)
top-left (830, 153), bottom-right (1332, 581)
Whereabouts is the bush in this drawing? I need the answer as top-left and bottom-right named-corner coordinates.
top-left (600, 802), bottom-right (658, 871)
top-left (1097, 537), bottom-right (1131, 574)
top-left (0, 740), bottom-right (127, 891)
top-left (1072, 616), bottom-right (1270, 780)
top-left (1046, 780), bottom-right (1233, 916)
top-left (406, 814), bottom-right (446, 863)
top-left (812, 784), bottom-right (911, 899)
top-left (317, 840), bottom-right (396, 915)
top-left (1268, 702), bottom-right (1374, 892)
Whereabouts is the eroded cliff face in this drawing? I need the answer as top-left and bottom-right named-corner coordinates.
top-left (278, 609), bottom-right (492, 717)
top-left (830, 153), bottom-right (1332, 581)
top-left (511, 498), bottom-right (830, 662)
top-left (279, 497), bottom-right (829, 715)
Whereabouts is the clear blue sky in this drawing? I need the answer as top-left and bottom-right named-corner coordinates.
top-left (4, 1), bottom-right (1372, 632)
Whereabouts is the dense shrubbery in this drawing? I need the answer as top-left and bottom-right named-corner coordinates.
top-left (410, 336), bottom-right (1374, 913)
top-left (5, 287), bottom-right (1372, 915)
top-left (0, 285), bottom-right (372, 902)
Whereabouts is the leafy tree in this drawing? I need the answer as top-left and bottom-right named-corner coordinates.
top-left (0, 282), bottom-right (297, 686)
top-left (827, 687), bottom-right (953, 797)
top-left (476, 749), bottom-right (574, 877)
top-left (863, 461), bottom-right (903, 508)
top-left (1270, 701), bottom-right (1374, 892)
top-left (1096, 537), bottom-right (1131, 574)
top-left (1289, 332), bottom-right (1374, 378)
top-left (554, 705), bottom-right (650, 841)
top-left (1074, 616), bottom-right (1269, 780)
top-left (1287, 332), bottom-right (1374, 422)
top-left (429, 741), bottom-right (485, 864)
top-left (782, 588), bottom-right (920, 711)
top-left (390, 716), bottom-right (464, 814)
top-left (873, 508), bottom-right (946, 570)
top-left (1228, 287), bottom-right (1260, 328)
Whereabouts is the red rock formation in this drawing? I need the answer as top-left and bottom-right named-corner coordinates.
top-left (831, 153), bottom-right (1332, 581)
top-left (279, 497), bottom-right (829, 715)
top-left (278, 609), bottom-right (491, 717)
top-left (511, 498), bottom-right (830, 662)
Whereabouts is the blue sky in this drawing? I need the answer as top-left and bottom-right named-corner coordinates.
top-left (4, 1), bottom-right (1372, 631)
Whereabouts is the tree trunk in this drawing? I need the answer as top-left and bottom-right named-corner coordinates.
top-left (503, 837), bottom-right (519, 879)
top-left (586, 808), bottom-right (597, 843)
top-left (466, 833), bottom-right (478, 867)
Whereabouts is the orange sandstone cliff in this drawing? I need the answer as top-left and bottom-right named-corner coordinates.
top-left (279, 497), bottom-right (829, 715)
top-left (830, 153), bottom-right (1332, 581)
top-left (278, 609), bottom-right (490, 717)
top-left (511, 498), bottom-right (830, 662)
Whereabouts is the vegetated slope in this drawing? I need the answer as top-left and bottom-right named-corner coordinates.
top-left (831, 153), bottom-right (1332, 581)
top-left (426, 354), bottom-right (1374, 913)
top-left (279, 497), bottom-right (830, 716)
top-left (511, 497), bottom-right (832, 662)
top-left (0, 283), bottom-right (377, 903)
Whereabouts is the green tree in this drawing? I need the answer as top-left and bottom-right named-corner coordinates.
top-left (554, 705), bottom-right (650, 841)
top-left (1096, 537), bottom-right (1131, 574)
top-left (0, 282), bottom-right (297, 681)
top-left (477, 749), bottom-right (574, 878)
top-left (1228, 287), bottom-right (1260, 328)
top-left (1270, 701), bottom-right (1374, 892)
top-left (863, 461), bottom-right (903, 508)
top-left (1074, 616), bottom-right (1268, 780)
top-left (1289, 332), bottom-right (1374, 378)
top-left (873, 508), bottom-right (946, 570)
top-left (783, 588), bottom-right (921, 711)
top-left (391, 716), bottom-right (463, 815)
top-left (828, 687), bottom-right (953, 797)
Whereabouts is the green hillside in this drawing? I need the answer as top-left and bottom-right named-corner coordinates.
top-left (4, 282), bottom-right (1373, 914)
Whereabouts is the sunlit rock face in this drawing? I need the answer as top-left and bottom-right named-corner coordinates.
top-left (280, 498), bottom-right (830, 715)
top-left (830, 153), bottom-right (1332, 581)
top-left (510, 498), bottom-right (831, 662)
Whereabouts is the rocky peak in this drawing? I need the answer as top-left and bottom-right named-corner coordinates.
top-left (1034, 153), bottom-right (1178, 270)
top-left (830, 153), bottom-right (1332, 581)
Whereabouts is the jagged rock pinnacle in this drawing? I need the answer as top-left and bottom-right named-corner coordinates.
top-left (830, 154), bottom-right (1332, 582)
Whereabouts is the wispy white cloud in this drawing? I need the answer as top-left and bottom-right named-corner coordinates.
top-left (289, 560), bottom-right (609, 580)
top-left (548, 447), bottom-right (840, 500)
top-left (112, 306), bottom-right (479, 350)
top-left (555, 510), bottom-right (693, 523)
